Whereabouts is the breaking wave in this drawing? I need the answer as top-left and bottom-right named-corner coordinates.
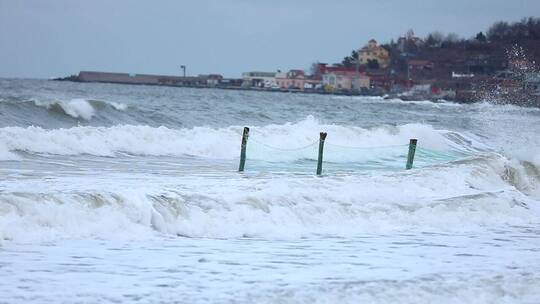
top-left (0, 97), bottom-right (128, 122)
top-left (1, 117), bottom-right (539, 243)
top-left (1, 153), bottom-right (539, 243)
top-left (0, 116), bottom-right (486, 160)
top-left (32, 98), bottom-right (128, 120)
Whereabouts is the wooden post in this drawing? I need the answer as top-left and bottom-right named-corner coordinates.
top-left (406, 138), bottom-right (417, 170)
top-left (238, 127), bottom-right (249, 172)
top-left (316, 132), bottom-right (327, 176)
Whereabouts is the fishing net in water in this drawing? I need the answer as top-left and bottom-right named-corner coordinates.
top-left (242, 133), bottom-right (477, 174)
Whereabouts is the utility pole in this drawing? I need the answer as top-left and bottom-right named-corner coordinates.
top-left (355, 59), bottom-right (359, 91)
top-left (180, 65), bottom-right (186, 78)
top-left (407, 62), bottom-right (411, 88)
top-left (354, 50), bottom-right (360, 92)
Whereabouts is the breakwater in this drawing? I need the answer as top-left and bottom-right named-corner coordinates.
top-left (59, 71), bottom-right (214, 87)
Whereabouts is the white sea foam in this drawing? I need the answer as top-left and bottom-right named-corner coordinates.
top-left (109, 101), bottom-right (128, 111)
top-left (254, 273), bottom-right (540, 304)
top-left (0, 192), bottom-right (155, 243)
top-left (1, 118), bottom-right (538, 243)
top-left (1, 153), bottom-right (538, 243)
top-left (0, 116), bottom-right (485, 160)
top-left (0, 143), bottom-right (20, 161)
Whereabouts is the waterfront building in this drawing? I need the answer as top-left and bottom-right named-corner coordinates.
top-left (303, 78), bottom-right (323, 90)
top-left (241, 71), bottom-right (277, 88)
top-left (275, 70), bottom-right (306, 90)
top-left (314, 63), bottom-right (363, 77)
top-left (274, 71), bottom-right (288, 88)
top-left (322, 70), bottom-right (370, 91)
top-left (366, 71), bottom-right (395, 91)
top-left (199, 74), bottom-right (223, 87)
top-left (274, 70), bottom-right (323, 91)
top-left (358, 39), bottom-right (391, 68)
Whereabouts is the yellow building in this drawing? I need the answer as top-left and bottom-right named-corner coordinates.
top-left (358, 39), bottom-right (390, 68)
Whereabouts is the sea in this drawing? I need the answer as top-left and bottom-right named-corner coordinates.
top-left (1, 78), bottom-right (540, 303)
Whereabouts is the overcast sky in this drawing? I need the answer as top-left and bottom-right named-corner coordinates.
top-left (0, 0), bottom-right (538, 78)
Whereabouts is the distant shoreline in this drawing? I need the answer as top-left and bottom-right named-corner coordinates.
top-left (50, 72), bottom-right (540, 107)
top-left (51, 73), bottom-right (461, 103)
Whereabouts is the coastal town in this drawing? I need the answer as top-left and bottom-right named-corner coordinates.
top-left (57, 18), bottom-right (540, 105)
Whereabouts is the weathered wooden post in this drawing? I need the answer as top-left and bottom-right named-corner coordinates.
top-left (316, 132), bottom-right (327, 176)
top-left (406, 138), bottom-right (418, 170)
top-left (238, 127), bottom-right (250, 172)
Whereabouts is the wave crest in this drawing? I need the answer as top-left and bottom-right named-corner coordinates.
top-left (0, 117), bottom-right (484, 160)
top-left (32, 98), bottom-right (127, 120)
top-left (1, 167), bottom-right (537, 242)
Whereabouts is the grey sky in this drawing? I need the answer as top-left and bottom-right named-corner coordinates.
top-left (0, 0), bottom-right (538, 78)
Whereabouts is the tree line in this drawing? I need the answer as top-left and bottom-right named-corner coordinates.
top-left (339, 17), bottom-right (540, 68)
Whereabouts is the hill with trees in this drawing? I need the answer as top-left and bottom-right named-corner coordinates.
top-left (340, 17), bottom-right (540, 84)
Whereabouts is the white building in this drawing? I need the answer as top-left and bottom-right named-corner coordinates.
top-left (242, 71), bottom-right (277, 88)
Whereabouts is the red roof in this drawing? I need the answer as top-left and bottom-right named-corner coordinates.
top-left (327, 70), bottom-right (364, 77)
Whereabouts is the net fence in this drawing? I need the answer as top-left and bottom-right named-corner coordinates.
top-left (242, 134), bottom-right (477, 174)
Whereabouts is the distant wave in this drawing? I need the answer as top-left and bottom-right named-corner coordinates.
top-left (331, 95), bottom-right (462, 107)
top-left (0, 97), bottom-right (127, 121)
top-left (32, 98), bottom-right (127, 120)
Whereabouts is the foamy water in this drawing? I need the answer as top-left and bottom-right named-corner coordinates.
top-left (0, 79), bottom-right (539, 303)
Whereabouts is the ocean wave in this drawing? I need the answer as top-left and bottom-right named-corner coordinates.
top-left (0, 97), bottom-right (128, 121)
top-left (1, 154), bottom-right (539, 243)
top-left (331, 95), bottom-right (462, 107)
top-left (32, 98), bottom-right (127, 120)
top-left (0, 116), bottom-right (486, 160)
top-left (472, 101), bottom-right (540, 113)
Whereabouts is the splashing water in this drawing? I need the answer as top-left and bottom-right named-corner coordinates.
top-left (476, 44), bottom-right (539, 106)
